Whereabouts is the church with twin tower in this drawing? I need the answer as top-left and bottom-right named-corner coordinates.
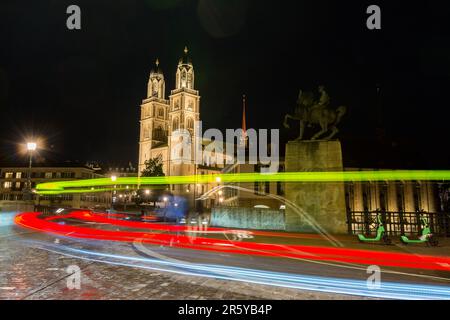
top-left (138, 47), bottom-right (205, 196)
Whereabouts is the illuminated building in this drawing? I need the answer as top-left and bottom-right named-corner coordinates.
top-left (0, 161), bottom-right (107, 211)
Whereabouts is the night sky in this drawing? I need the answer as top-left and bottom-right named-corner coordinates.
top-left (1, 0), bottom-right (450, 169)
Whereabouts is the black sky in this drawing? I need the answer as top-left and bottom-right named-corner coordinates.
top-left (1, 0), bottom-right (450, 169)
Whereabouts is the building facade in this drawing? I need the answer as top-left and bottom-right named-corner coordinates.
top-left (0, 163), bottom-right (110, 211)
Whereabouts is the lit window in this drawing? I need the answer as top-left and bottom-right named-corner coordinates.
top-left (15, 182), bottom-right (21, 189)
top-left (16, 172), bottom-right (22, 179)
top-left (45, 172), bottom-right (53, 179)
top-left (173, 118), bottom-right (179, 131)
top-left (3, 181), bottom-right (12, 189)
top-left (187, 118), bottom-right (194, 129)
top-left (5, 172), bottom-right (13, 179)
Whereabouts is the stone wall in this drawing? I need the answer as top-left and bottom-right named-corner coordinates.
top-left (210, 207), bottom-right (285, 230)
top-left (285, 140), bottom-right (347, 234)
top-left (0, 201), bottom-right (34, 213)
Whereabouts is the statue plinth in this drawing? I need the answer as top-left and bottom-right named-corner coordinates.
top-left (284, 140), bottom-right (347, 234)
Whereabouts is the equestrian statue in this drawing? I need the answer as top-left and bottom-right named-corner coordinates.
top-left (283, 86), bottom-right (346, 140)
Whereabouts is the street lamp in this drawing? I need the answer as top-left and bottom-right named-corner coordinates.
top-left (27, 142), bottom-right (37, 151)
top-left (25, 142), bottom-right (37, 201)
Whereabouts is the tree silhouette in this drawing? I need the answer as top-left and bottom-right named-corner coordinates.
top-left (141, 155), bottom-right (164, 177)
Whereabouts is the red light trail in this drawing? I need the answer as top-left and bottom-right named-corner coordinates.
top-left (14, 211), bottom-right (450, 272)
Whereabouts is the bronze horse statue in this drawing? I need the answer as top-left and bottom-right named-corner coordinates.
top-left (283, 88), bottom-right (346, 140)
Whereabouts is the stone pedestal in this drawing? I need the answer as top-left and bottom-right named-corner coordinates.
top-left (285, 140), bottom-right (347, 234)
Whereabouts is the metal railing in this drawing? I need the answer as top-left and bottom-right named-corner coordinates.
top-left (347, 210), bottom-right (450, 237)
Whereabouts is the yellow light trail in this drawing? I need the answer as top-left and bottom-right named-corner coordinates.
top-left (34, 170), bottom-right (450, 195)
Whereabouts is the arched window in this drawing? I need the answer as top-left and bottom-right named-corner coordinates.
top-left (187, 73), bottom-right (192, 88)
top-left (172, 117), bottom-right (179, 131)
top-left (181, 71), bottom-right (187, 87)
top-left (154, 126), bottom-right (164, 141)
top-left (152, 80), bottom-right (158, 96)
top-left (187, 118), bottom-right (194, 130)
top-left (158, 108), bottom-right (164, 118)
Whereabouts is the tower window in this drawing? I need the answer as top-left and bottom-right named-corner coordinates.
top-left (152, 81), bottom-right (158, 96)
top-left (187, 73), bottom-right (192, 88)
top-left (172, 118), bottom-right (179, 131)
top-left (181, 70), bottom-right (187, 87)
top-left (187, 118), bottom-right (194, 130)
top-left (158, 108), bottom-right (164, 118)
top-left (187, 100), bottom-right (194, 111)
top-left (154, 126), bottom-right (165, 141)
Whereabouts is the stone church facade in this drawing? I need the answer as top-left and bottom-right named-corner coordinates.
top-left (139, 47), bottom-right (199, 176)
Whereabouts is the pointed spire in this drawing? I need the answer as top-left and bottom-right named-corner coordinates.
top-left (241, 94), bottom-right (248, 147)
top-left (178, 46), bottom-right (192, 66)
top-left (242, 94), bottom-right (247, 133)
top-left (155, 58), bottom-right (159, 67)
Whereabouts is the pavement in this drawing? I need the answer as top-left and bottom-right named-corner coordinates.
top-left (0, 226), bottom-right (361, 300)
top-left (1, 211), bottom-right (450, 300)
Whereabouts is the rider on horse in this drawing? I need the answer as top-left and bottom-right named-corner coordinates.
top-left (312, 85), bottom-right (330, 110)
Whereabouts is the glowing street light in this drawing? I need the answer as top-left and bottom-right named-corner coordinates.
top-left (111, 175), bottom-right (117, 182)
top-left (215, 176), bottom-right (221, 183)
top-left (145, 189), bottom-right (150, 195)
top-left (27, 142), bottom-right (37, 151)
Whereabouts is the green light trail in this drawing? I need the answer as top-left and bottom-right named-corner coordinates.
top-left (34, 170), bottom-right (450, 195)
